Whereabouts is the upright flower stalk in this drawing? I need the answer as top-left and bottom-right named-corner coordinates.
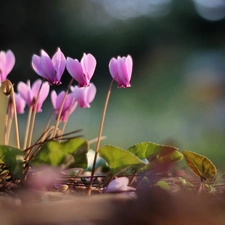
top-left (52, 52), bottom-right (97, 137)
top-left (31, 48), bottom-right (66, 141)
top-left (18, 79), bottom-right (49, 149)
top-left (88, 79), bottom-right (114, 195)
top-left (52, 78), bottom-right (74, 138)
top-left (88, 55), bottom-right (133, 195)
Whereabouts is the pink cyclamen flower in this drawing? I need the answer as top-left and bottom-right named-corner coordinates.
top-left (70, 83), bottom-right (96, 108)
top-left (17, 79), bottom-right (49, 112)
top-left (103, 177), bottom-right (136, 193)
top-left (0, 50), bottom-right (15, 86)
top-left (9, 93), bottom-right (26, 118)
top-left (51, 90), bottom-right (77, 122)
top-left (32, 48), bottom-right (66, 85)
top-left (66, 53), bottom-right (96, 87)
top-left (109, 55), bottom-right (133, 88)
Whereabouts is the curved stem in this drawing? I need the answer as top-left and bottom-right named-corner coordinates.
top-left (87, 79), bottom-right (114, 195)
top-left (52, 78), bottom-right (74, 138)
top-left (2, 80), bottom-right (20, 148)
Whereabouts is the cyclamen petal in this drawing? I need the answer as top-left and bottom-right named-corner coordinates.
top-left (108, 58), bottom-right (118, 80)
top-left (0, 50), bottom-right (15, 85)
top-left (52, 48), bottom-right (66, 83)
top-left (66, 53), bottom-right (96, 87)
top-left (51, 91), bottom-right (77, 122)
top-left (32, 48), bottom-right (66, 85)
top-left (66, 58), bottom-right (84, 85)
top-left (32, 80), bottom-right (50, 112)
top-left (40, 50), bottom-right (55, 80)
top-left (17, 79), bottom-right (49, 112)
top-left (4, 50), bottom-right (16, 76)
top-left (109, 55), bottom-right (133, 88)
top-left (51, 90), bottom-right (57, 109)
top-left (70, 83), bottom-right (96, 108)
top-left (32, 55), bottom-right (45, 78)
top-left (86, 83), bottom-right (97, 103)
top-left (17, 81), bottom-right (33, 106)
top-left (125, 55), bottom-right (133, 79)
top-left (80, 53), bottom-right (97, 81)
top-left (9, 93), bottom-right (26, 118)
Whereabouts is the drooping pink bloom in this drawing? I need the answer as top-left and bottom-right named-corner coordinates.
top-left (9, 93), bottom-right (26, 118)
top-left (109, 55), bottom-right (133, 88)
top-left (17, 79), bottom-right (49, 112)
top-left (51, 90), bottom-right (77, 122)
top-left (70, 83), bottom-right (96, 108)
top-left (32, 48), bottom-right (66, 85)
top-left (0, 50), bottom-right (15, 86)
top-left (66, 53), bottom-right (96, 87)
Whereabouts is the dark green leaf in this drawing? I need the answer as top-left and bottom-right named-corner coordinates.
top-left (127, 142), bottom-right (179, 162)
top-left (149, 150), bottom-right (183, 168)
top-left (182, 150), bottom-right (217, 182)
top-left (0, 145), bottom-right (24, 180)
top-left (33, 138), bottom-right (88, 169)
top-left (99, 145), bottom-right (146, 175)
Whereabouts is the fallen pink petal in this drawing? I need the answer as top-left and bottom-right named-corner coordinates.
top-left (104, 177), bottom-right (136, 193)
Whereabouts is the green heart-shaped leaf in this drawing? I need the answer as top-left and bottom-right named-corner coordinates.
top-left (127, 142), bottom-right (179, 162)
top-left (182, 150), bottom-right (217, 182)
top-left (127, 142), bottom-right (182, 170)
top-left (0, 145), bottom-right (24, 180)
top-left (33, 138), bottom-right (88, 168)
top-left (99, 145), bottom-right (146, 175)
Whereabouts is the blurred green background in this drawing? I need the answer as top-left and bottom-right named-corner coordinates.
top-left (1, 0), bottom-right (225, 167)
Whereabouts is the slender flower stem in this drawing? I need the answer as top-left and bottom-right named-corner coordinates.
top-left (87, 79), bottom-right (114, 195)
top-left (52, 78), bottom-right (74, 138)
top-left (60, 122), bottom-right (67, 139)
top-left (60, 99), bottom-right (77, 138)
top-left (4, 100), bottom-right (10, 145)
top-left (27, 79), bottom-right (45, 148)
top-left (39, 110), bottom-right (54, 143)
top-left (11, 87), bottom-right (20, 149)
top-left (88, 136), bottom-right (107, 145)
top-left (6, 117), bottom-right (12, 145)
top-left (23, 106), bottom-right (32, 149)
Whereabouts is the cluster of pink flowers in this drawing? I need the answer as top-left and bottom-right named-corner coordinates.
top-left (0, 48), bottom-right (133, 121)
